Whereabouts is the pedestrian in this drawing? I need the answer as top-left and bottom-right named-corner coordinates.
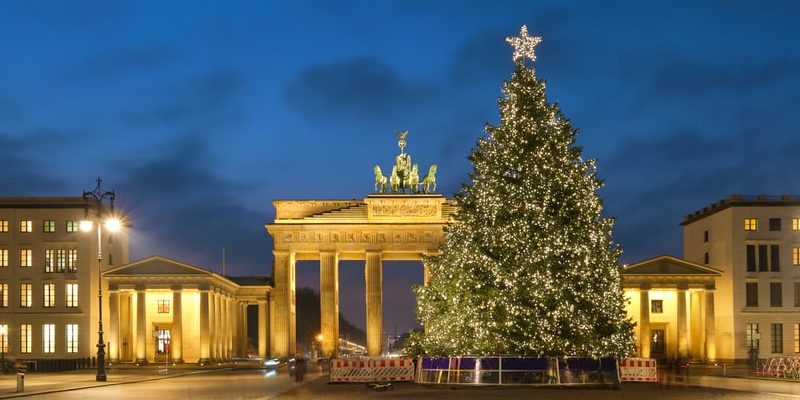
top-left (295, 354), bottom-right (307, 383)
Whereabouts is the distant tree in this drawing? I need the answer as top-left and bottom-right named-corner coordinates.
top-left (408, 26), bottom-right (635, 358)
top-left (296, 287), bottom-right (365, 349)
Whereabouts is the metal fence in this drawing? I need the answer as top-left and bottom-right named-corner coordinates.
top-left (416, 356), bottom-right (619, 386)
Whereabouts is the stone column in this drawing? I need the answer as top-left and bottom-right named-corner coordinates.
top-left (690, 290), bottom-right (702, 360)
top-left (199, 290), bottom-right (210, 364)
top-left (320, 251), bottom-right (340, 357)
top-left (258, 300), bottom-right (268, 359)
top-left (220, 295), bottom-right (228, 359)
top-left (208, 292), bottom-right (216, 360)
top-left (214, 292), bottom-right (222, 360)
top-left (109, 290), bottom-right (120, 362)
top-left (172, 288), bottom-right (183, 363)
top-left (365, 251), bottom-right (383, 357)
top-left (227, 297), bottom-right (234, 358)
top-left (273, 251), bottom-right (296, 358)
top-left (677, 285), bottom-right (689, 358)
top-left (639, 287), bottom-right (650, 358)
top-left (705, 288), bottom-right (716, 361)
top-left (135, 290), bottom-right (147, 363)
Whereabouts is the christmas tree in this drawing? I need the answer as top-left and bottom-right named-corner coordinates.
top-left (408, 26), bottom-right (634, 358)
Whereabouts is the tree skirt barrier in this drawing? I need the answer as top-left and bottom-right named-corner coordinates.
top-left (415, 356), bottom-right (620, 386)
top-left (618, 358), bottom-right (657, 382)
top-left (329, 358), bottom-right (415, 383)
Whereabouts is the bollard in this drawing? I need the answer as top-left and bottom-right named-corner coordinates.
top-left (16, 372), bottom-right (24, 392)
top-left (722, 364), bottom-right (727, 375)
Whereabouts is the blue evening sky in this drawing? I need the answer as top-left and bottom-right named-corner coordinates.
top-left (1, 0), bottom-right (798, 333)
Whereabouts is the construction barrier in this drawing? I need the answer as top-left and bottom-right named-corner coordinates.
top-left (329, 358), bottom-right (415, 383)
top-left (619, 358), bottom-right (657, 382)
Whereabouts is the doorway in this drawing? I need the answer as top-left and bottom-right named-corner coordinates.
top-left (650, 327), bottom-right (667, 360)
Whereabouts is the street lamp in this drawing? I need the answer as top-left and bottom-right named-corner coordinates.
top-left (82, 178), bottom-right (122, 382)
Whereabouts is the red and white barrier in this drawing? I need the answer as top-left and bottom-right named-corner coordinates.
top-left (329, 358), bottom-right (415, 382)
top-left (619, 358), bottom-right (657, 382)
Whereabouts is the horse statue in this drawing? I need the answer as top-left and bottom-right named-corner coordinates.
top-left (421, 164), bottom-right (437, 194)
top-left (409, 164), bottom-right (420, 194)
top-left (389, 166), bottom-right (401, 193)
top-left (373, 165), bottom-right (387, 193)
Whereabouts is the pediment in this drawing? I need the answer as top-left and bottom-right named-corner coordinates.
top-left (104, 255), bottom-right (213, 277)
top-left (623, 255), bottom-right (721, 276)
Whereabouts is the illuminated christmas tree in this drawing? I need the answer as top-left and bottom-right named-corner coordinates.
top-left (409, 26), bottom-right (634, 357)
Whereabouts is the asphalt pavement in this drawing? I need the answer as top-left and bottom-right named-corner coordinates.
top-left (0, 362), bottom-right (799, 400)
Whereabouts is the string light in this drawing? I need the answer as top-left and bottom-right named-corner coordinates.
top-left (407, 27), bottom-right (635, 358)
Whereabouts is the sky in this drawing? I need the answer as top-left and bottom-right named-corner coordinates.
top-left (1, 0), bottom-right (799, 336)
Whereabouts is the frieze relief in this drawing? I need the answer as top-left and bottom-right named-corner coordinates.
top-left (372, 204), bottom-right (438, 217)
top-left (279, 230), bottom-right (438, 244)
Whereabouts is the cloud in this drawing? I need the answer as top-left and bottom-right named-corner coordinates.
top-left (284, 57), bottom-right (432, 123)
top-left (603, 127), bottom-right (800, 263)
top-left (116, 136), bottom-right (271, 276)
top-left (0, 130), bottom-right (76, 194)
top-left (67, 46), bottom-right (178, 78)
top-left (126, 69), bottom-right (246, 128)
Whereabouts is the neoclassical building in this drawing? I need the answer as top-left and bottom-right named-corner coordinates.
top-left (103, 256), bottom-right (271, 364)
top-left (625, 195), bottom-right (800, 363)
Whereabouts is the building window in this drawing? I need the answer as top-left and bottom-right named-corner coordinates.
top-left (56, 249), bottom-right (66, 273)
top-left (66, 283), bottom-right (78, 307)
top-left (67, 249), bottom-right (78, 273)
top-left (771, 282), bottom-right (783, 307)
top-left (759, 245), bottom-right (769, 272)
top-left (0, 283), bottom-right (7, 307)
top-left (20, 249), bottom-right (32, 268)
top-left (796, 324), bottom-right (800, 353)
top-left (44, 249), bottom-right (54, 273)
top-left (43, 220), bottom-right (55, 233)
top-left (794, 248), bottom-right (800, 267)
top-left (794, 218), bottom-right (800, 231)
top-left (772, 323), bottom-right (784, 353)
top-left (0, 220), bottom-right (7, 232)
top-left (19, 220), bottom-right (32, 233)
top-left (704, 252), bottom-right (710, 265)
top-left (795, 282), bottom-right (800, 307)
top-left (66, 220), bottom-right (78, 233)
top-left (771, 245), bottom-right (781, 271)
top-left (20, 283), bottom-right (32, 307)
top-left (704, 230), bottom-right (709, 242)
top-left (44, 283), bottom-right (56, 308)
top-left (746, 282), bottom-right (759, 307)
top-left (19, 324), bottom-right (31, 354)
top-left (0, 324), bottom-right (7, 355)
top-left (747, 245), bottom-right (756, 272)
top-left (747, 323), bottom-right (760, 351)
top-left (66, 324), bottom-right (78, 353)
top-left (770, 218), bottom-right (782, 231)
top-left (157, 299), bottom-right (170, 313)
top-left (0, 249), bottom-right (7, 267)
top-left (43, 324), bottom-right (55, 354)
top-left (745, 218), bottom-right (758, 231)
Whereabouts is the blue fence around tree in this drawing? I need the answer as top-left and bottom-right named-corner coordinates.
top-left (416, 356), bottom-right (619, 386)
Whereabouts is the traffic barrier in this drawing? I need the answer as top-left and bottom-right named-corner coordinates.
top-left (619, 358), bottom-right (657, 382)
top-left (329, 358), bottom-right (415, 382)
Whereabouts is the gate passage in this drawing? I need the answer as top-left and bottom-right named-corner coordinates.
top-left (329, 358), bottom-right (415, 382)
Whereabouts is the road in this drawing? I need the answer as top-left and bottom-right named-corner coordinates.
top-left (22, 369), bottom-right (324, 400)
top-left (16, 367), bottom-right (797, 400)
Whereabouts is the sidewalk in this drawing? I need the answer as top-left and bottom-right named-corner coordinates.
top-left (0, 363), bottom-right (240, 398)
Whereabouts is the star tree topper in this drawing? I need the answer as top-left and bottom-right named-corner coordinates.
top-left (506, 25), bottom-right (542, 64)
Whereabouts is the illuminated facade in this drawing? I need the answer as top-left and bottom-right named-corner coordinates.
top-left (625, 195), bottom-right (800, 363)
top-left (104, 256), bottom-right (271, 364)
top-left (0, 197), bottom-right (129, 361)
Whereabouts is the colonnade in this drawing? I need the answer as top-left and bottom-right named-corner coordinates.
top-left (108, 286), bottom-right (269, 363)
top-left (637, 284), bottom-right (716, 360)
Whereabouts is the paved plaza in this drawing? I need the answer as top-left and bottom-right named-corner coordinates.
top-left (0, 363), bottom-right (798, 399)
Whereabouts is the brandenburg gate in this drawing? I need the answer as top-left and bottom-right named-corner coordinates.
top-left (266, 131), bottom-right (453, 358)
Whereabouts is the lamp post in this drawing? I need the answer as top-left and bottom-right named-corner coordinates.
top-left (82, 178), bottom-right (121, 382)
